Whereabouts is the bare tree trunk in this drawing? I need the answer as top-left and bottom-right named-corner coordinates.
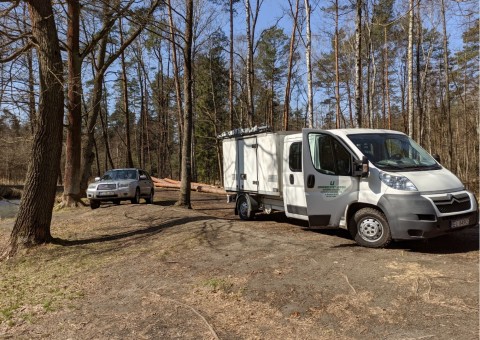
top-left (27, 48), bottom-right (36, 135)
top-left (283, 0), bottom-right (299, 131)
top-left (365, 23), bottom-right (372, 128)
top-left (100, 79), bottom-right (115, 169)
top-left (384, 26), bottom-right (392, 129)
top-left (245, 0), bottom-right (255, 127)
top-left (167, 0), bottom-right (184, 174)
top-left (119, 19), bottom-right (134, 168)
top-left (346, 77), bottom-right (354, 127)
top-left (407, 0), bottom-right (414, 138)
top-left (334, 0), bottom-right (341, 129)
top-left (440, 0), bottom-right (453, 169)
top-left (229, 0), bottom-right (235, 129)
top-left (305, 0), bottom-right (314, 128)
top-left (80, 42), bottom-right (107, 193)
top-left (62, 0), bottom-right (83, 207)
top-left (177, 0), bottom-right (194, 208)
top-left (354, 0), bottom-right (362, 127)
top-left (6, 0), bottom-right (64, 256)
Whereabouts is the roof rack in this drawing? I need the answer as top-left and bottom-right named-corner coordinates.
top-left (217, 125), bottom-right (271, 139)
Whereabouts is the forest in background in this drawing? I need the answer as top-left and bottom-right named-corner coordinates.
top-left (0, 0), bottom-right (478, 195)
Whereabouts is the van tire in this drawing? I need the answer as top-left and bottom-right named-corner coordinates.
top-left (237, 194), bottom-right (255, 221)
top-left (349, 208), bottom-right (392, 248)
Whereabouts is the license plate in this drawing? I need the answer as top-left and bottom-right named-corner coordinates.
top-left (98, 191), bottom-right (114, 196)
top-left (451, 217), bottom-right (471, 229)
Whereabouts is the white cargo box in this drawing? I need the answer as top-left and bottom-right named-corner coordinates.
top-left (222, 132), bottom-right (294, 196)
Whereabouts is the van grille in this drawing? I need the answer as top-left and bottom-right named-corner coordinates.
top-left (431, 193), bottom-right (471, 213)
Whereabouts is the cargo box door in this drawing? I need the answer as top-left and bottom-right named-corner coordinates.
top-left (238, 137), bottom-right (258, 192)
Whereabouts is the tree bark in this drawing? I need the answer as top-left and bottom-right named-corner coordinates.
top-left (384, 26), bottom-right (392, 129)
top-left (283, 0), bottom-right (299, 131)
top-left (6, 0), bottom-right (64, 256)
top-left (440, 0), bottom-right (453, 169)
top-left (229, 0), bottom-right (235, 129)
top-left (245, 0), bottom-right (255, 127)
top-left (62, 0), bottom-right (84, 207)
top-left (119, 18), bottom-right (134, 168)
top-left (334, 0), bottom-right (341, 129)
top-left (305, 0), bottom-right (313, 128)
top-left (177, 0), bottom-right (194, 208)
top-left (167, 0), bottom-right (184, 173)
top-left (354, 0), bottom-right (362, 127)
top-left (407, 0), bottom-right (414, 137)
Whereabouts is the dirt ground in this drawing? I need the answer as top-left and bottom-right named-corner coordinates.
top-left (0, 188), bottom-right (478, 339)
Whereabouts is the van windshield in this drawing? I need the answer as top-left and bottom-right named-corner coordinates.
top-left (347, 133), bottom-right (441, 171)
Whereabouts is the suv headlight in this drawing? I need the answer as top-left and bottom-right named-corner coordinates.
top-left (118, 183), bottom-right (130, 188)
top-left (88, 183), bottom-right (97, 189)
top-left (379, 172), bottom-right (417, 191)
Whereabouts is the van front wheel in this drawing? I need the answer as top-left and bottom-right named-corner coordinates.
top-left (350, 208), bottom-right (392, 248)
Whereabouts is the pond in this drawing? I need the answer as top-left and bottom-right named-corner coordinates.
top-left (0, 199), bottom-right (20, 219)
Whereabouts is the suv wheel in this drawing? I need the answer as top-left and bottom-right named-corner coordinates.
top-left (145, 189), bottom-right (154, 204)
top-left (131, 188), bottom-right (140, 204)
top-left (90, 200), bottom-right (100, 210)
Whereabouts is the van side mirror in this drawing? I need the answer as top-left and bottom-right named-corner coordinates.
top-left (353, 156), bottom-right (369, 177)
top-left (432, 153), bottom-right (441, 163)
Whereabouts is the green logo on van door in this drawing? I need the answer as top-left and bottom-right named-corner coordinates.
top-left (318, 180), bottom-right (349, 199)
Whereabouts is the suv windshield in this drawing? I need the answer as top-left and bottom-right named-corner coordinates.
top-left (101, 169), bottom-right (137, 180)
top-left (347, 133), bottom-right (441, 171)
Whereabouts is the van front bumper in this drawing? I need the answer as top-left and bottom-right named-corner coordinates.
top-left (378, 191), bottom-right (479, 240)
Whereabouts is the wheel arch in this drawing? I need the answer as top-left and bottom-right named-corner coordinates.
top-left (346, 202), bottom-right (386, 232)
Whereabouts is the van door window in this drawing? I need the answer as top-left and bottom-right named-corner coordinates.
top-left (289, 142), bottom-right (302, 172)
top-left (308, 133), bottom-right (351, 176)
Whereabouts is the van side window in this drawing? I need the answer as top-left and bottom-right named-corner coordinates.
top-left (308, 133), bottom-right (351, 176)
top-left (289, 142), bottom-right (302, 172)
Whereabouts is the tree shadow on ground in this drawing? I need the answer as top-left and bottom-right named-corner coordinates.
top-left (52, 215), bottom-right (213, 247)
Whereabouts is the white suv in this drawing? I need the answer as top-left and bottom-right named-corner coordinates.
top-left (87, 168), bottom-right (154, 209)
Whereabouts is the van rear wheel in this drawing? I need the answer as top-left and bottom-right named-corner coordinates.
top-left (237, 195), bottom-right (255, 220)
top-left (349, 208), bottom-right (392, 248)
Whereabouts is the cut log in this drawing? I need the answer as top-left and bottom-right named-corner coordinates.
top-left (151, 177), bottom-right (226, 195)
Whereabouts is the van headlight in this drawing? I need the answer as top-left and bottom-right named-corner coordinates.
top-left (379, 172), bottom-right (417, 191)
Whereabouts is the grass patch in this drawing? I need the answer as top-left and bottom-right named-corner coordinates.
top-left (203, 278), bottom-right (233, 293)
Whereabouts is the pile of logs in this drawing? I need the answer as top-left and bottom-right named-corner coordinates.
top-left (151, 177), bottom-right (226, 195)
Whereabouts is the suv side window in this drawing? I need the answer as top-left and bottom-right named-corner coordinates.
top-left (289, 142), bottom-right (302, 172)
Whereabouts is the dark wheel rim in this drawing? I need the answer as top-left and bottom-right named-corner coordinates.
top-left (239, 199), bottom-right (248, 218)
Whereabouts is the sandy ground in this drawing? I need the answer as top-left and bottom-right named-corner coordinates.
top-left (0, 188), bottom-right (478, 339)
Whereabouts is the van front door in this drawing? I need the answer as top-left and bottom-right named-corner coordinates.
top-left (283, 135), bottom-right (308, 221)
top-left (302, 129), bottom-right (359, 228)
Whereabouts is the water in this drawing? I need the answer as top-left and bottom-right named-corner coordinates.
top-left (0, 199), bottom-right (20, 219)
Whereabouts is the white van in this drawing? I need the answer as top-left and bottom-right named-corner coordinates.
top-left (221, 127), bottom-right (478, 248)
